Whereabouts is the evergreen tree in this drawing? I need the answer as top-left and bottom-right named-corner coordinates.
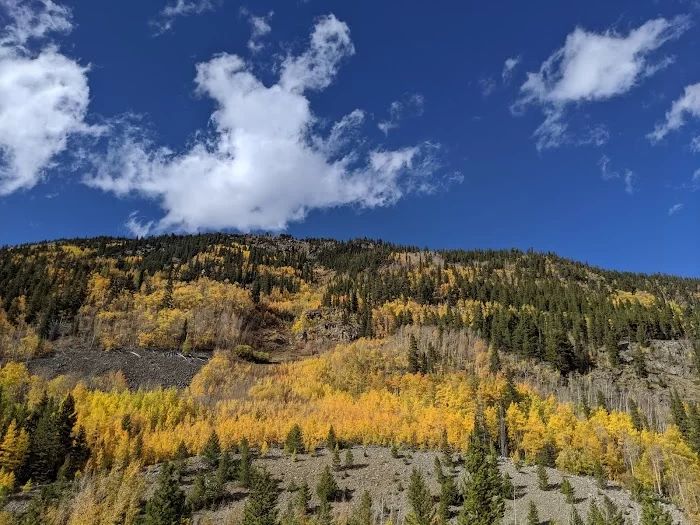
top-left (173, 440), bottom-right (188, 476)
top-left (641, 496), bottom-right (674, 525)
top-left (459, 413), bottom-right (505, 525)
top-left (239, 437), bottom-right (253, 488)
top-left (284, 424), bottom-right (305, 455)
top-left (349, 490), bottom-right (372, 525)
top-left (527, 501), bottom-right (539, 525)
top-left (332, 444), bottom-right (341, 471)
top-left (186, 472), bottom-right (207, 512)
top-left (570, 506), bottom-right (584, 525)
top-left (294, 481), bottom-right (311, 516)
top-left (242, 468), bottom-right (279, 525)
top-left (326, 425), bottom-right (337, 451)
top-left (561, 477), bottom-right (574, 504)
top-left (316, 465), bottom-right (339, 503)
top-left (203, 430), bottom-right (221, 469)
top-left (345, 448), bottom-right (354, 469)
top-left (144, 462), bottom-right (189, 525)
top-left (537, 463), bottom-right (549, 491)
top-left (406, 469), bottom-right (434, 525)
top-left (408, 334), bottom-right (420, 374)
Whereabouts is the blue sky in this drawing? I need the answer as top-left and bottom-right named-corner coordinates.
top-left (0, 0), bottom-right (698, 276)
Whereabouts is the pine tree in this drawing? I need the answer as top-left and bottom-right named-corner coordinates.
top-left (641, 496), bottom-right (674, 525)
top-left (239, 437), bottom-right (253, 488)
top-left (527, 501), bottom-right (539, 525)
top-left (459, 413), bottom-right (505, 525)
top-left (284, 424), bottom-right (305, 455)
top-left (560, 477), bottom-right (574, 504)
top-left (173, 440), bottom-right (188, 477)
top-left (570, 506), bottom-right (584, 525)
top-left (345, 448), bottom-right (354, 469)
top-left (601, 495), bottom-right (624, 525)
top-left (408, 334), bottom-right (420, 374)
top-left (326, 425), bottom-right (337, 451)
top-left (242, 468), bottom-right (279, 525)
top-left (537, 463), bottom-right (549, 491)
top-left (332, 444), bottom-right (341, 471)
top-left (186, 472), bottom-right (207, 512)
top-left (316, 465), bottom-right (339, 503)
top-left (294, 481), bottom-right (311, 516)
top-left (349, 490), bottom-right (372, 525)
top-left (144, 462), bottom-right (189, 525)
top-left (203, 430), bottom-right (221, 469)
top-left (406, 469), bottom-right (434, 525)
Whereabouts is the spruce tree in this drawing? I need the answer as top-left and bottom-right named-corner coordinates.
top-left (406, 469), bottom-right (434, 525)
top-left (294, 481), bottom-right (311, 516)
top-left (242, 468), bottom-right (278, 525)
top-left (203, 431), bottom-right (221, 469)
top-left (345, 448), bottom-right (354, 469)
top-left (527, 501), bottom-right (539, 525)
top-left (316, 465), bottom-right (339, 503)
top-left (560, 477), bottom-right (574, 504)
top-left (641, 496), bottom-right (674, 525)
top-left (239, 437), bottom-right (253, 488)
top-left (408, 334), bottom-right (420, 374)
top-left (326, 425), bottom-right (337, 451)
top-left (570, 506), bottom-right (584, 525)
top-left (332, 444), bottom-right (341, 471)
top-left (284, 424), bottom-right (305, 455)
top-left (186, 472), bottom-right (207, 512)
top-left (537, 463), bottom-right (549, 491)
top-left (459, 413), bottom-right (505, 525)
top-left (144, 462), bottom-right (189, 525)
top-left (349, 490), bottom-right (372, 525)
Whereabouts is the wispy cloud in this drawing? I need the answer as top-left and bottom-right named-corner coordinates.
top-left (86, 16), bottom-right (456, 235)
top-left (599, 155), bottom-right (635, 194)
top-left (240, 7), bottom-right (273, 53)
top-left (151, 0), bottom-right (219, 35)
top-left (377, 93), bottom-right (425, 135)
top-left (125, 211), bottom-right (154, 237)
top-left (514, 16), bottom-right (690, 151)
top-left (479, 76), bottom-right (496, 98)
top-left (668, 203), bottom-right (684, 215)
top-left (649, 82), bottom-right (700, 143)
top-left (502, 56), bottom-right (521, 84)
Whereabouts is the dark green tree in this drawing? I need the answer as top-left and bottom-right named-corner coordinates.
top-left (406, 469), bottom-right (434, 525)
top-left (316, 465), bottom-right (339, 503)
top-left (242, 468), bottom-right (279, 525)
top-left (144, 463), bottom-right (189, 525)
top-left (284, 424), bottom-right (305, 454)
top-left (527, 501), bottom-right (539, 525)
top-left (641, 496), bottom-right (674, 525)
top-left (203, 430), bottom-right (221, 469)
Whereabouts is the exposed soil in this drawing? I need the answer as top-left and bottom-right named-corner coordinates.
top-left (149, 447), bottom-right (687, 525)
top-left (26, 347), bottom-right (211, 389)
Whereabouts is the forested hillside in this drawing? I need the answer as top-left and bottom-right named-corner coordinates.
top-left (0, 234), bottom-right (698, 524)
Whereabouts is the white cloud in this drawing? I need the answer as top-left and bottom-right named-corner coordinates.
top-left (125, 211), bottom-right (154, 237)
top-left (0, 0), bottom-right (98, 195)
top-left (693, 168), bottom-right (700, 190)
top-left (86, 15), bottom-right (452, 235)
top-left (668, 203), bottom-right (684, 215)
top-left (599, 155), bottom-right (635, 194)
top-left (479, 76), bottom-right (496, 98)
top-left (151, 0), bottom-right (218, 35)
top-left (624, 170), bottom-right (636, 194)
top-left (240, 8), bottom-right (273, 54)
top-left (691, 136), bottom-right (700, 152)
top-left (648, 82), bottom-right (700, 142)
top-left (514, 16), bottom-right (689, 150)
top-left (377, 93), bottom-right (424, 136)
top-left (502, 56), bottom-right (521, 83)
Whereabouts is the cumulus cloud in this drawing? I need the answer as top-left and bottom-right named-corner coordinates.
top-left (151, 0), bottom-right (219, 35)
top-left (648, 82), bottom-right (700, 143)
top-left (668, 203), bottom-right (684, 215)
top-left (0, 0), bottom-right (98, 195)
top-left (502, 56), bottom-right (521, 83)
top-left (514, 16), bottom-right (689, 150)
top-left (377, 93), bottom-right (424, 135)
top-left (86, 15), bottom-right (451, 235)
top-left (240, 8), bottom-right (273, 54)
